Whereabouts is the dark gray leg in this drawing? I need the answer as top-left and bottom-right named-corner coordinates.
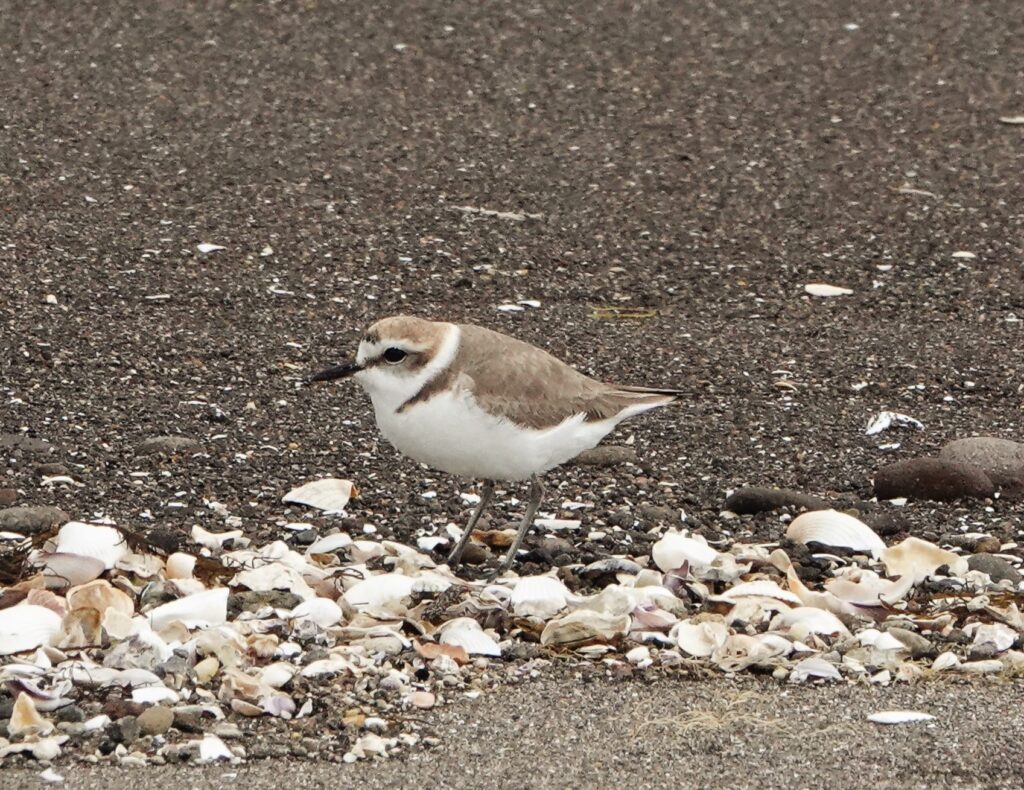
top-left (493, 475), bottom-right (545, 577)
top-left (447, 481), bottom-right (495, 568)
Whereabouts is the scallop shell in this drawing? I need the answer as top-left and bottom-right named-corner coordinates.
top-left (511, 575), bottom-right (570, 619)
top-left (53, 522), bottom-right (128, 569)
top-left (785, 510), bottom-right (886, 558)
top-left (0, 605), bottom-right (63, 656)
top-left (540, 610), bottom-right (631, 648)
top-left (670, 619), bottom-right (729, 657)
top-left (282, 478), bottom-right (356, 513)
top-left (651, 531), bottom-right (719, 572)
top-left (438, 617), bottom-right (502, 656)
top-left (148, 588), bottom-right (228, 631)
top-left (880, 537), bottom-right (968, 583)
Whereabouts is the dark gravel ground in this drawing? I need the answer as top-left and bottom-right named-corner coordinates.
top-left (2, 0), bottom-right (1024, 785)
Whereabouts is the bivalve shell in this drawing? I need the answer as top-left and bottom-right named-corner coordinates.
top-left (785, 510), bottom-right (886, 558)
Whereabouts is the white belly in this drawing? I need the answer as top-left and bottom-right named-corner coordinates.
top-left (370, 389), bottom-right (616, 481)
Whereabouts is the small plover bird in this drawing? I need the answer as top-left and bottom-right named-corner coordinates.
top-left (312, 315), bottom-right (680, 575)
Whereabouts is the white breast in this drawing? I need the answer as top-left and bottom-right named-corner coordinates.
top-left (370, 388), bottom-right (617, 481)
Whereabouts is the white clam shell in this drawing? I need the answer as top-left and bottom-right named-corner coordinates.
top-left (438, 617), bottom-right (501, 656)
top-left (165, 552), bottom-right (197, 580)
top-left (259, 662), bottom-right (298, 689)
top-left (0, 605), bottom-right (63, 656)
top-left (804, 283), bottom-right (853, 297)
top-left (712, 579), bottom-right (802, 606)
top-left (880, 537), bottom-right (968, 583)
top-left (785, 510), bottom-right (886, 558)
top-left (867, 710), bottom-right (935, 725)
top-left (511, 575), bottom-right (570, 619)
top-left (198, 733), bottom-right (234, 763)
top-left (856, 628), bottom-right (907, 651)
top-left (148, 588), bottom-right (228, 631)
top-left (671, 619), bottom-right (729, 657)
top-left (131, 685), bottom-right (179, 704)
top-left (824, 569), bottom-right (915, 606)
top-left (283, 478), bottom-right (356, 513)
top-left (305, 533), bottom-right (354, 555)
top-left (341, 573), bottom-right (416, 612)
top-left (291, 597), bottom-right (343, 628)
top-left (651, 530), bottom-right (718, 572)
top-left (931, 651), bottom-right (960, 672)
top-left (53, 522), bottom-right (128, 569)
top-left (35, 553), bottom-right (106, 589)
top-left (191, 525), bottom-right (243, 551)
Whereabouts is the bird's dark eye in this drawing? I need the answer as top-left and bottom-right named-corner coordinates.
top-left (382, 347), bottom-right (407, 364)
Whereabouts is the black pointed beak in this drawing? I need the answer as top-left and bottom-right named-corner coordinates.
top-left (309, 361), bottom-right (363, 384)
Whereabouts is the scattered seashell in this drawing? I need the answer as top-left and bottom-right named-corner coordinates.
top-left (66, 580), bottom-right (134, 617)
top-left (789, 656), bottom-right (842, 682)
top-left (9, 692), bottom-right (54, 736)
top-left (786, 510), bottom-right (886, 558)
top-left (191, 525), bottom-right (243, 551)
top-left (53, 522), bottom-right (128, 569)
top-left (881, 537), bottom-right (968, 583)
top-left (408, 691), bottom-right (436, 709)
top-left (865, 411), bottom-right (924, 436)
top-left (999, 116), bottom-right (1024, 125)
top-left (533, 518), bottom-right (582, 531)
top-left (306, 533), bottom-right (354, 555)
top-left (965, 622), bottom-right (1016, 655)
top-left (771, 607), bottom-right (850, 639)
top-left (651, 530), bottom-right (718, 572)
top-left (439, 617), bottom-right (501, 656)
top-left (712, 579), bottom-right (802, 606)
top-left (867, 710), bottom-right (935, 725)
top-left (541, 610), bottom-right (631, 647)
top-left (148, 588), bottom-right (229, 631)
top-left (283, 478), bottom-right (357, 513)
top-left (511, 575), bottom-right (570, 619)
top-left (166, 552), bottom-right (197, 580)
top-left (197, 733), bottom-right (234, 763)
top-left (804, 283), bottom-right (853, 297)
top-left (931, 651), bottom-right (960, 672)
top-left (414, 641), bottom-right (469, 665)
top-left (342, 573), bottom-right (417, 612)
top-left (671, 619), bottom-right (729, 657)
top-left (0, 604), bottom-right (63, 655)
top-left (291, 597), bottom-right (343, 627)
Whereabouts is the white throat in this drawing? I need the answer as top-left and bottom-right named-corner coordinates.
top-left (354, 323), bottom-right (461, 414)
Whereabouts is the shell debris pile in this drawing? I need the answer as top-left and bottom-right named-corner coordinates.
top-left (1, 492), bottom-right (1023, 768)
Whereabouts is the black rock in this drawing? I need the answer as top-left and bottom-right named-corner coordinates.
top-left (136, 436), bottom-right (200, 456)
top-left (874, 457), bottom-right (995, 501)
top-left (966, 553), bottom-right (1023, 585)
top-left (0, 505), bottom-right (68, 534)
top-left (725, 486), bottom-right (829, 515)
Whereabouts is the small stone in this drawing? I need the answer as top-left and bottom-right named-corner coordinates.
top-left (940, 533), bottom-right (1001, 553)
top-left (607, 510), bottom-right (634, 528)
top-left (0, 434), bottom-right (56, 454)
top-left (636, 503), bottom-right (676, 525)
top-left (293, 529), bottom-right (318, 546)
top-left (111, 715), bottom-right (141, 743)
top-left (539, 536), bottom-right (574, 556)
top-left (0, 488), bottom-right (16, 507)
top-left (136, 436), bottom-right (200, 456)
top-left (724, 487), bottom-right (829, 515)
top-left (103, 700), bottom-right (145, 720)
top-left (143, 528), bottom-right (181, 555)
top-left (35, 463), bottom-right (69, 477)
top-left (460, 543), bottom-right (491, 565)
top-left (966, 554), bottom-right (1022, 585)
top-left (0, 505), bottom-right (69, 534)
top-left (884, 627), bottom-right (936, 659)
top-left (939, 437), bottom-right (1024, 493)
top-left (137, 706), bottom-right (174, 736)
top-left (228, 590), bottom-right (303, 618)
top-left (172, 710), bottom-right (205, 733)
top-left (56, 705), bottom-right (85, 723)
top-left (571, 446), bottom-right (637, 467)
top-left (873, 457), bottom-right (994, 502)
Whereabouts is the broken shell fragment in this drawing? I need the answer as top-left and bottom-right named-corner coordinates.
top-left (35, 553), bottom-right (106, 589)
top-left (671, 619), bottom-right (729, 657)
top-left (651, 531), bottom-right (718, 572)
top-left (148, 587), bottom-right (229, 631)
top-left (9, 692), bottom-right (54, 737)
top-left (439, 617), bottom-right (501, 656)
top-left (540, 610), bottom-right (630, 648)
top-left (785, 510), bottom-right (886, 558)
top-left (881, 537), bottom-right (968, 583)
top-left (66, 580), bottom-right (134, 617)
top-left (283, 478), bottom-right (357, 513)
top-left (868, 710), bottom-right (935, 725)
top-left (789, 656), bottom-right (842, 683)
